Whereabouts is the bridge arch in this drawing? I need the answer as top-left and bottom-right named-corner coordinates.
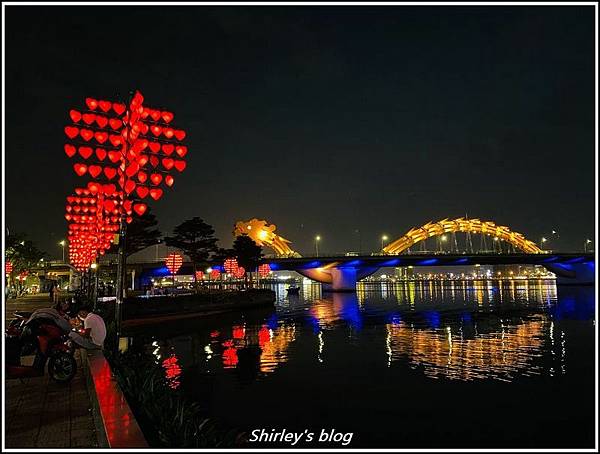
top-left (382, 217), bottom-right (543, 255)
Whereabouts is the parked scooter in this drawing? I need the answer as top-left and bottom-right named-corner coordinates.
top-left (6, 311), bottom-right (77, 383)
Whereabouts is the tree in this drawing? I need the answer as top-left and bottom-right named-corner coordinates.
top-left (5, 233), bottom-right (45, 296)
top-left (164, 218), bottom-right (219, 291)
top-left (122, 207), bottom-right (162, 257)
top-left (232, 234), bottom-right (263, 287)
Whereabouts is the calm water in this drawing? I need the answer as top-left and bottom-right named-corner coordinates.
top-left (126, 280), bottom-right (596, 448)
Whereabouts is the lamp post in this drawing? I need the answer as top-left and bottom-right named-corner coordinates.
top-left (381, 235), bottom-right (388, 254)
top-left (315, 235), bottom-right (321, 257)
top-left (90, 263), bottom-right (99, 310)
top-left (584, 239), bottom-right (592, 253)
top-left (58, 240), bottom-right (66, 263)
top-left (439, 235), bottom-right (447, 253)
top-left (540, 237), bottom-right (547, 251)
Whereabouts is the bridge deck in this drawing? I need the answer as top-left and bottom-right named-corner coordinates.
top-left (264, 252), bottom-right (595, 270)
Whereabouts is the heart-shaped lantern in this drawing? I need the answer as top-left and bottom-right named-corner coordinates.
top-left (133, 203), bottom-right (147, 216)
top-left (103, 167), bottom-right (117, 180)
top-left (64, 144), bottom-right (77, 157)
top-left (78, 146), bottom-right (93, 159)
top-left (73, 163), bottom-right (88, 176)
top-left (70, 110), bottom-right (82, 122)
top-left (65, 126), bottom-right (79, 139)
top-left (136, 186), bottom-right (149, 199)
top-left (149, 188), bottom-right (163, 201)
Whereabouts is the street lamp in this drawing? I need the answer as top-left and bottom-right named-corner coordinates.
top-left (315, 235), bottom-right (321, 257)
top-left (438, 234), bottom-right (447, 253)
top-left (584, 239), bottom-right (592, 253)
top-left (540, 237), bottom-right (547, 250)
top-left (381, 235), bottom-right (388, 253)
top-left (59, 240), bottom-right (66, 263)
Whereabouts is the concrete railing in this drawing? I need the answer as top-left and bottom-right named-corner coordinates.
top-left (81, 349), bottom-right (148, 448)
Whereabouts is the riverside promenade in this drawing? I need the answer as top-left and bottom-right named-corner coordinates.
top-left (4, 294), bottom-right (99, 448)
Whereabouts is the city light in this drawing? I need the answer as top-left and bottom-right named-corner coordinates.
top-left (381, 234), bottom-right (389, 252)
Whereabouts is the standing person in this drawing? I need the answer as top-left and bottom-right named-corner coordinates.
top-left (48, 281), bottom-right (56, 303)
top-left (69, 306), bottom-right (106, 350)
top-left (53, 281), bottom-right (60, 305)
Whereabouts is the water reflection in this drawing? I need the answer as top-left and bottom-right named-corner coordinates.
top-left (134, 280), bottom-right (593, 389)
top-left (385, 316), bottom-right (548, 381)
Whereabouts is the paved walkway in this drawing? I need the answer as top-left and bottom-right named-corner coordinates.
top-left (5, 293), bottom-right (55, 321)
top-left (4, 294), bottom-right (99, 448)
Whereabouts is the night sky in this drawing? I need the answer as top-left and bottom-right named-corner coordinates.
top-left (5, 6), bottom-right (596, 258)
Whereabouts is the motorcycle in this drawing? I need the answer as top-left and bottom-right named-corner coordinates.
top-left (6, 311), bottom-right (78, 383)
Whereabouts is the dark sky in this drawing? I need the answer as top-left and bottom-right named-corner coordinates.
top-left (5, 6), bottom-right (596, 258)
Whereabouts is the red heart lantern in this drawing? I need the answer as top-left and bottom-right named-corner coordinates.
top-left (107, 150), bottom-right (121, 163)
top-left (65, 126), bottom-right (79, 139)
top-left (151, 125), bottom-right (162, 137)
top-left (125, 162), bottom-right (139, 178)
top-left (174, 130), bottom-right (186, 141)
top-left (104, 167), bottom-right (117, 179)
top-left (150, 110), bottom-right (161, 121)
top-left (175, 145), bottom-right (187, 157)
top-left (148, 142), bottom-right (161, 153)
top-left (113, 103), bottom-right (126, 115)
top-left (78, 146), bottom-right (93, 159)
top-left (95, 148), bottom-right (107, 161)
top-left (133, 203), bottom-right (147, 216)
top-left (165, 175), bottom-right (174, 187)
top-left (161, 111), bottom-right (174, 123)
top-left (96, 115), bottom-right (108, 128)
top-left (94, 131), bottom-right (108, 144)
top-left (109, 135), bottom-right (123, 147)
top-left (149, 156), bottom-right (159, 167)
top-left (132, 139), bottom-right (148, 153)
top-left (88, 165), bottom-right (102, 178)
top-left (80, 129), bottom-right (94, 141)
top-left (162, 144), bottom-right (174, 155)
top-left (73, 163), bottom-right (88, 176)
top-left (136, 186), bottom-right (149, 198)
top-left (149, 188), bottom-right (163, 200)
top-left (109, 118), bottom-right (123, 130)
top-left (124, 180), bottom-right (136, 194)
top-left (86, 98), bottom-right (98, 110)
top-left (162, 158), bottom-right (174, 170)
top-left (70, 110), bottom-right (82, 122)
top-left (98, 100), bottom-right (112, 112)
top-left (174, 160), bottom-right (186, 172)
top-left (165, 253), bottom-right (183, 274)
top-left (64, 144), bottom-right (77, 157)
top-left (150, 173), bottom-right (163, 185)
top-left (82, 113), bottom-right (96, 125)
top-left (137, 171), bottom-right (148, 183)
top-left (163, 128), bottom-right (174, 139)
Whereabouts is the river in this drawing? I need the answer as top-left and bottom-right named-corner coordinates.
top-left (124, 279), bottom-right (596, 448)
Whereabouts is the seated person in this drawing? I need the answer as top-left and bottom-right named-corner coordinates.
top-left (69, 306), bottom-right (106, 350)
top-left (25, 307), bottom-right (72, 333)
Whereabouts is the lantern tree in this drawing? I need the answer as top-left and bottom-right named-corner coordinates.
top-left (63, 90), bottom-right (188, 275)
